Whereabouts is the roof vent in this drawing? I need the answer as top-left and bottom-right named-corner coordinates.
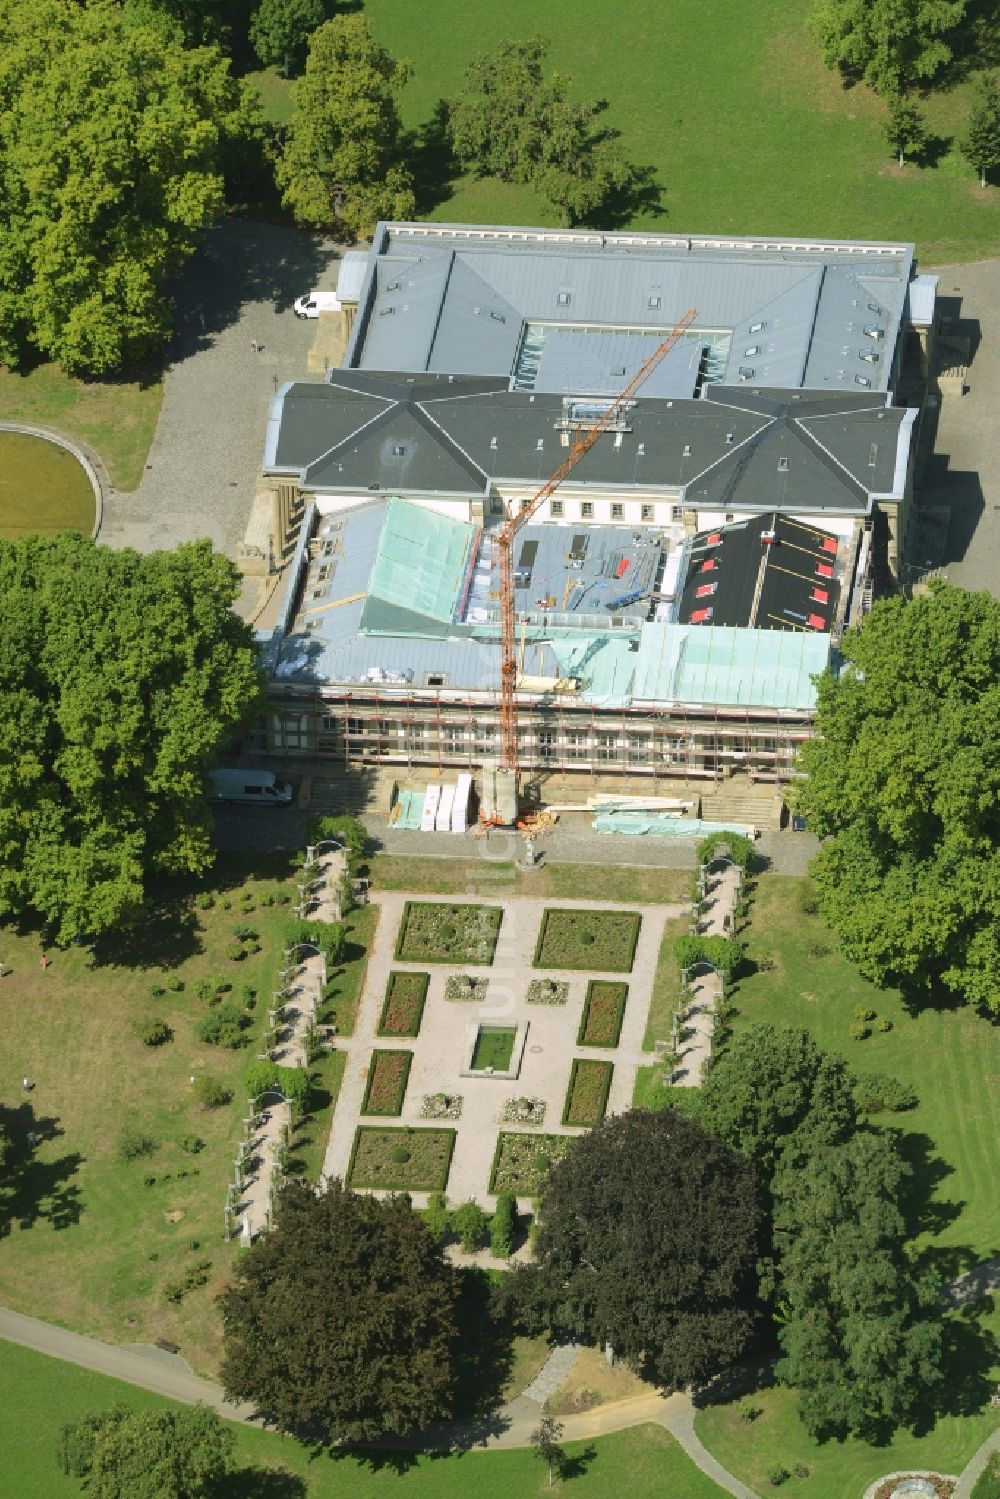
top-left (682, 444), bottom-right (691, 457)
top-left (867, 302), bottom-right (881, 313)
top-left (385, 280), bottom-right (401, 292)
top-left (536, 439), bottom-right (544, 451)
top-left (868, 443), bottom-right (878, 467)
top-left (738, 367), bottom-right (755, 381)
top-left (863, 323), bottom-right (885, 339)
top-left (859, 349), bottom-right (880, 364)
top-left (392, 444), bottom-right (406, 457)
top-left (725, 431), bottom-right (734, 444)
top-left (490, 435), bottom-right (497, 450)
top-left (855, 374), bottom-right (872, 387)
top-left (637, 442), bottom-right (645, 456)
top-left (778, 456), bottom-right (789, 472)
top-left (490, 311), bottom-right (506, 323)
top-left (473, 305), bottom-right (481, 315)
top-left (379, 306), bottom-right (394, 317)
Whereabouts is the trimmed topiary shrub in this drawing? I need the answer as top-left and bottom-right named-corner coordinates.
top-left (194, 1074), bottom-right (232, 1110)
top-left (490, 1191), bottom-right (517, 1259)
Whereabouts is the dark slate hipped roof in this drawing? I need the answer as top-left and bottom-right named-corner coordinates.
top-left (678, 513), bottom-right (843, 633)
top-left (265, 372), bottom-right (906, 514)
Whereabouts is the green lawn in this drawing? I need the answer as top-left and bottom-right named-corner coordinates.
top-left (0, 432), bottom-right (97, 540)
top-left (470, 1025), bottom-right (517, 1072)
top-left (696, 1384), bottom-right (999, 1499)
top-left (643, 914), bottom-right (691, 1049)
top-left (0, 1341), bottom-right (729, 1499)
top-left (366, 0), bottom-right (1000, 263)
top-left (0, 362), bottom-right (162, 491)
top-left (692, 874), bottom-right (1000, 1495)
top-left (370, 855), bottom-right (690, 905)
top-left (0, 852), bottom-right (339, 1375)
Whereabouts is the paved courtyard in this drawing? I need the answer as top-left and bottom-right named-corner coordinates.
top-left (320, 892), bottom-right (685, 1209)
top-left (100, 219), bottom-right (340, 557)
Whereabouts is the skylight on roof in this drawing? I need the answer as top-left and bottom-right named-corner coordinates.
top-left (744, 346), bottom-right (760, 357)
top-left (749, 321), bottom-right (766, 333)
top-left (648, 295), bottom-right (661, 309)
top-left (855, 374), bottom-right (871, 387)
top-left (557, 291), bottom-right (572, 306)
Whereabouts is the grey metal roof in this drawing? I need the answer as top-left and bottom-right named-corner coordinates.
top-left (267, 374), bottom-right (907, 515)
top-left (344, 222), bottom-right (918, 397)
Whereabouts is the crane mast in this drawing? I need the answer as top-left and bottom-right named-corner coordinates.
top-left (497, 308), bottom-right (698, 780)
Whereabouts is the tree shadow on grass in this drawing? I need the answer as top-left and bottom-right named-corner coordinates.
top-left (588, 157), bottom-right (665, 231)
top-left (212, 1467), bottom-right (307, 1498)
top-left (891, 1130), bottom-right (964, 1244)
top-left (0, 1103), bottom-right (84, 1237)
top-left (407, 101), bottom-right (459, 218)
top-left (561, 1443), bottom-right (598, 1479)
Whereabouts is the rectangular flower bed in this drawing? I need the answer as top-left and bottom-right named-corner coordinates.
top-left (488, 1131), bottom-right (572, 1195)
top-left (562, 1059), bottom-right (614, 1127)
top-left (377, 970), bottom-right (429, 1038)
top-left (533, 908), bottom-right (641, 972)
top-left (361, 1049), bottom-right (413, 1116)
top-left (577, 980), bottom-right (629, 1047)
top-left (395, 902), bottom-right (503, 965)
top-left (348, 1126), bottom-right (456, 1192)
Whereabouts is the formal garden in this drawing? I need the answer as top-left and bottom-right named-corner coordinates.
top-left (394, 902), bottom-right (503, 965)
top-left (469, 1025), bottom-right (518, 1074)
top-left (533, 908), bottom-right (642, 971)
top-left (347, 1126), bottom-right (456, 1192)
top-left (489, 1131), bottom-right (574, 1195)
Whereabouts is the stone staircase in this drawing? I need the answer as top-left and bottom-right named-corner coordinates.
top-left (699, 781), bottom-right (783, 831)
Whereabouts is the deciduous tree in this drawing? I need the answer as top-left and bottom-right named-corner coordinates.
top-left (883, 96), bottom-right (929, 164)
top-left (276, 15), bottom-right (415, 237)
top-left (448, 36), bottom-right (639, 227)
top-left (57, 1403), bottom-right (234, 1499)
top-left (773, 1133), bottom-right (943, 1439)
top-left (530, 1110), bottom-right (759, 1389)
top-left (961, 71), bottom-right (1000, 186)
top-left (0, 535), bottom-right (263, 944)
top-left (220, 1179), bottom-right (459, 1439)
top-left (809, 0), bottom-right (967, 97)
top-left (700, 1025), bottom-right (858, 1189)
top-left (249, 0), bottom-right (326, 75)
top-left (795, 582), bottom-right (1000, 1013)
top-left (0, 0), bottom-right (255, 374)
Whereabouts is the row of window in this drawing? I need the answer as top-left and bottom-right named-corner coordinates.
top-left (548, 500), bottom-right (672, 522)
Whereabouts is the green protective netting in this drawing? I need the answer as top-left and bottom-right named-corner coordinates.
top-left (633, 624), bottom-right (830, 709)
top-left (366, 497), bottom-right (477, 625)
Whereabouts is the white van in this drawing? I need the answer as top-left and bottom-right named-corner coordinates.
top-left (209, 769), bottom-right (294, 806)
top-left (293, 290), bottom-right (341, 319)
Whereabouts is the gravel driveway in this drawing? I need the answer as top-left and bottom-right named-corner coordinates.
top-left (100, 219), bottom-right (340, 557)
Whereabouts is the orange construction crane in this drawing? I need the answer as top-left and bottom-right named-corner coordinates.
top-left (497, 307), bottom-right (698, 779)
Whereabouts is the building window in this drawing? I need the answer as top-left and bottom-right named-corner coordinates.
top-left (611, 502), bottom-right (624, 520)
top-left (474, 725), bottom-right (494, 744)
top-left (489, 496), bottom-right (504, 515)
top-left (321, 713), bottom-right (337, 732)
top-left (641, 504), bottom-right (654, 522)
top-left (596, 733), bottom-right (618, 762)
top-left (346, 716), bottom-right (364, 735)
top-left (628, 737), bottom-right (651, 763)
top-left (581, 502), bottom-right (594, 520)
top-left (550, 499), bottom-right (564, 518)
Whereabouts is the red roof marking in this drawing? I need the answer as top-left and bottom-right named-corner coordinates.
top-left (696, 583), bottom-right (716, 598)
top-left (811, 588), bottom-right (829, 604)
top-left (821, 537), bottom-right (838, 554)
top-left (816, 563), bottom-right (834, 579)
top-left (807, 614), bottom-right (826, 629)
top-left (706, 533), bottom-right (722, 546)
top-left (699, 558), bottom-right (717, 572)
top-left (615, 558), bottom-right (630, 579)
top-left (691, 607), bottom-right (713, 623)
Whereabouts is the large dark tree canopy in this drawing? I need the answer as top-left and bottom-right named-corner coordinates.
top-left (700, 1024), bottom-right (858, 1187)
top-left (532, 1110), bottom-right (760, 1389)
top-left (797, 583), bottom-right (1000, 1011)
top-left (0, 0), bottom-right (254, 373)
top-left (220, 1179), bottom-right (459, 1440)
top-left (0, 534), bottom-right (262, 943)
